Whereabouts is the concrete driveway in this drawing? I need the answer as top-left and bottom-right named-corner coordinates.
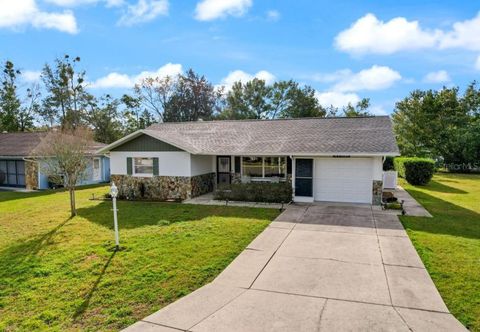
top-left (125, 203), bottom-right (466, 332)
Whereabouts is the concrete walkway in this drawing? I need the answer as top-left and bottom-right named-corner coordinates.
top-left (124, 203), bottom-right (465, 332)
top-left (395, 186), bottom-right (433, 217)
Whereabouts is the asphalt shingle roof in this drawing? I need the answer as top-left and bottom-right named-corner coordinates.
top-left (140, 116), bottom-right (399, 155)
top-left (0, 132), bottom-right (106, 157)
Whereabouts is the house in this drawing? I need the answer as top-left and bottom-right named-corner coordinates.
top-left (0, 132), bottom-right (110, 190)
top-left (98, 116), bottom-right (399, 204)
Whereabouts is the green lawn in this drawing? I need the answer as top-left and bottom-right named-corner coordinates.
top-left (400, 173), bottom-right (480, 331)
top-left (0, 185), bottom-right (279, 331)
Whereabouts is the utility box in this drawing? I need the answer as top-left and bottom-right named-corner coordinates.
top-left (383, 171), bottom-right (398, 189)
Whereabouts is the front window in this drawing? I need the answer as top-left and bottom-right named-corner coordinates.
top-left (241, 156), bottom-right (286, 179)
top-left (242, 156), bottom-right (263, 177)
top-left (134, 158), bottom-right (153, 175)
top-left (264, 157), bottom-right (286, 178)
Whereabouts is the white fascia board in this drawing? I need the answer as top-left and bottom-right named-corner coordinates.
top-left (195, 152), bottom-right (401, 157)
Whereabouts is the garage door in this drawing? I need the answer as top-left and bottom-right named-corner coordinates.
top-left (314, 158), bottom-right (373, 204)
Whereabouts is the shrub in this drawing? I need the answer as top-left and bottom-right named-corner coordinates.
top-left (383, 156), bottom-right (395, 171)
top-left (214, 182), bottom-right (293, 203)
top-left (394, 157), bottom-right (435, 185)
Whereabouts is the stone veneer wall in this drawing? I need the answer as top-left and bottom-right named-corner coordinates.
top-left (111, 173), bottom-right (215, 201)
top-left (372, 180), bottom-right (383, 205)
top-left (111, 175), bottom-right (191, 200)
top-left (25, 161), bottom-right (38, 190)
top-left (191, 173), bottom-right (215, 198)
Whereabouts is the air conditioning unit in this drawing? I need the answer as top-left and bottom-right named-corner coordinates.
top-left (383, 171), bottom-right (398, 189)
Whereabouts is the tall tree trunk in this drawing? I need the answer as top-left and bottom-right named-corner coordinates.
top-left (69, 187), bottom-right (76, 217)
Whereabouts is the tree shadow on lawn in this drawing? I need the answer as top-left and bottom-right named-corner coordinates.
top-left (73, 250), bottom-right (117, 320)
top-left (419, 179), bottom-right (467, 194)
top-left (0, 217), bottom-right (71, 266)
top-left (76, 200), bottom-right (279, 230)
top-left (0, 189), bottom-right (58, 203)
top-left (0, 184), bottom-right (107, 203)
top-left (400, 188), bottom-right (479, 240)
top-left (0, 217), bottom-right (72, 300)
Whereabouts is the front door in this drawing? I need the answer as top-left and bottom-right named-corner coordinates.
top-left (295, 158), bottom-right (313, 197)
top-left (217, 156), bottom-right (231, 185)
top-left (93, 158), bottom-right (101, 181)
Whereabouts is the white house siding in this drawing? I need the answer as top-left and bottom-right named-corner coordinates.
top-left (109, 151), bottom-right (191, 177)
top-left (372, 156), bottom-right (383, 181)
top-left (190, 155), bottom-right (214, 176)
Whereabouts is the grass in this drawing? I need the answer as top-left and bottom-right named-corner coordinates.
top-left (0, 185), bottom-right (279, 331)
top-left (400, 173), bottom-right (480, 331)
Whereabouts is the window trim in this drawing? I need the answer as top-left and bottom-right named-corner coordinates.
top-left (241, 156), bottom-right (287, 180)
top-left (132, 157), bottom-right (154, 177)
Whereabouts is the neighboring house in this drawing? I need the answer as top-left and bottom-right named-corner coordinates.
top-left (0, 132), bottom-right (110, 190)
top-left (99, 116), bottom-right (399, 205)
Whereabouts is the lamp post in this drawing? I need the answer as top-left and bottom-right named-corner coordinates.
top-left (110, 182), bottom-right (120, 250)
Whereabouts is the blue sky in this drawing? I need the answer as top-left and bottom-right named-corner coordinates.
top-left (1, 0), bottom-right (480, 114)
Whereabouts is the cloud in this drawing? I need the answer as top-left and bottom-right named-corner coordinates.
top-left (439, 13), bottom-right (480, 51)
top-left (195, 0), bottom-right (252, 21)
top-left (117, 0), bottom-right (168, 26)
top-left (331, 65), bottom-right (401, 92)
top-left (315, 91), bottom-right (360, 108)
top-left (22, 70), bottom-right (42, 82)
top-left (369, 105), bottom-right (388, 115)
top-left (423, 70), bottom-right (450, 83)
top-left (90, 63), bottom-right (182, 89)
top-left (45, 0), bottom-right (124, 7)
top-left (220, 69), bottom-right (276, 90)
top-left (335, 13), bottom-right (439, 55)
top-left (335, 12), bottom-right (480, 55)
top-left (307, 69), bottom-right (352, 83)
top-left (0, 0), bottom-right (78, 34)
top-left (266, 10), bottom-right (280, 22)
top-left (475, 56), bottom-right (480, 71)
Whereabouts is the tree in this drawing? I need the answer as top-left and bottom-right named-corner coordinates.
top-left (121, 94), bottom-right (155, 133)
top-left (277, 82), bottom-right (325, 118)
top-left (41, 55), bottom-right (92, 129)
top-left (86, 94), bottom-right (123, 143)
top-left (392, 84), bottom-right (478, 169)
top-left (343, 98), bottom-right (372, 117)
top-left (131, 75), bottom-right (175, 122)
top-left (18, 84), bottom-right (41, 131)
top-left (220, 79), bottom-right (325, 120)
top-left (33, 127), bottom-right (94, 217)
top-left (222, 79), bottom-right (272, 119)
top-left (0, 60), bottom-right (21, 131)
top-left (323, 98), bottom-right (372, 117)
top-left (163, 69), bottom-right (222, 122)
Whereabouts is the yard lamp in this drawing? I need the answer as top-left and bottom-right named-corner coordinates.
top-left (110, 182), bottom-right (120, 250)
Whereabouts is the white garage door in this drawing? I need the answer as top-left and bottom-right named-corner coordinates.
top-left (314, 158), bottom-right (373, 204)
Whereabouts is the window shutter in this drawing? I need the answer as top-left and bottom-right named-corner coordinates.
top-left (153, 158), bottom-right (159, 175)
top-left (127, 157), bottom-right (133, 175)
top-left (234, 156), bottom-right (241, 173)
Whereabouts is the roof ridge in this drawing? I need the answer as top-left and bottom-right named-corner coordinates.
top-left (147, 116), bottom-right (390, 127)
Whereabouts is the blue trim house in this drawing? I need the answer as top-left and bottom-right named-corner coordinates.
top-left (0, 132), bottom-right (110, 190)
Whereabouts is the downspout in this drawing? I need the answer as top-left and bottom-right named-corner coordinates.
top-left (290, 155), bottom-right (295, 203)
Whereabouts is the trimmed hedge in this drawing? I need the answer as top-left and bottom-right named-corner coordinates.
top-left (214, 182), bottom-right (293, 203)
top-left (394, 157), bottom-right (435, 185)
